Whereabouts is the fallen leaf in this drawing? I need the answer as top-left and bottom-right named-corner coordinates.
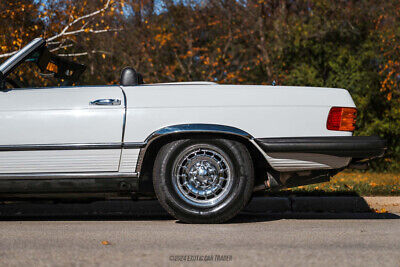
top-left (373, 208), bottom-right (388, 213)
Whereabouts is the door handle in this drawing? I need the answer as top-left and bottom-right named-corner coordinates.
top-left (90, 99), bottom-right (121, 106)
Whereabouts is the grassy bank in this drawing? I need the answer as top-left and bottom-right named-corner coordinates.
top-left (267, 171), bottom-right (400, 196)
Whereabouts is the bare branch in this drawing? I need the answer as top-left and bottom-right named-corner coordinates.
top-left (47, 0), bottom-right (112, 42)
top-left (0, 0), bottom-right (115, 60)
top-left (47, 41), bottom-right (61, 45)
top-left (81, 21), bottom-right (90, 29)
top-left (57, 50), bottom-right (111, 57)
top-left (61, 28), bottom-right (122, 37)
top-left (57, 52), bottom-right (90, 57)
top-left (50, 43), bottom-right (74, 53)
top-left (0, 51), bottom-right (17, 59)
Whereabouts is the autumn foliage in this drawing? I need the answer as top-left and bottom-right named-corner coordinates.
top-left (278, 171), bottom-right (400, 196)
top-left (0, 0), bottom-right (399, 170)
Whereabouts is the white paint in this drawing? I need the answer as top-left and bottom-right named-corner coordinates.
top-left (152, 81), bottom-right (217, 85)
top-left (122, 83), bottom-right (355, 172)
top-left (0, 86), bottom-right (124, 173)
top-left (0, 82), bottom-right (357, 174)
top-left (122, 84), bottom-right (355, 142)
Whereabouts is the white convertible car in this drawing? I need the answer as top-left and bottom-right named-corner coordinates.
top-left (0, 38), bottom-right (386, 223)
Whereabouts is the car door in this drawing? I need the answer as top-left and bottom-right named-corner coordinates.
top-left (0, 86), bottom-right (125, 173)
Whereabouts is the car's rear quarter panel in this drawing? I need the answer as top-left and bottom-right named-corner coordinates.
top-left (122, 84), bottom-right (356, 142)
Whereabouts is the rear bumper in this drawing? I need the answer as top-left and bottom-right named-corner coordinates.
top-left (255, 136), bottom-right (386, 161)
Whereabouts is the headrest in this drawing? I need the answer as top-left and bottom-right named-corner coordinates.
top-left (120, 67), bottom-right (138, 86)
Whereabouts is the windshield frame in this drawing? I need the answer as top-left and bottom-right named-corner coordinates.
top-left (0, 38), bottom-right (86, 89)
top-left (0, 38), bottom-right (46, 78)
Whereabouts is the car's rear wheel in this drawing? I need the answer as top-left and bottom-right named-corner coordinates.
top-left (153, 138), bottom-right (254, 223)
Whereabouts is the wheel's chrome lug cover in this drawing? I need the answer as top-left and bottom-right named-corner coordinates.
top-left (198, 167), bottom-right (207, 177)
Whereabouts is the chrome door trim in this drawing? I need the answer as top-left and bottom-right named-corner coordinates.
top-left (120, 86), bottom-right (128, 143)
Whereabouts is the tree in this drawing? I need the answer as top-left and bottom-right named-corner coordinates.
top-left (0, 0), bottom-right (122, 59)
top-left (0, 0), bottom-right (399, 170)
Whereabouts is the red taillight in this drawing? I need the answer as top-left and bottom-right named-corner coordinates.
top-left (327, 107), bottom-right (357, 131)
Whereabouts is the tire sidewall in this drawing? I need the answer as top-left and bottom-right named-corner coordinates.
top-left (153, 138), bottom-right (254, 223)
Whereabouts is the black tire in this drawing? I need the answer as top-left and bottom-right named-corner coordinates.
top-left (153, 138), bottom-right (254, 223)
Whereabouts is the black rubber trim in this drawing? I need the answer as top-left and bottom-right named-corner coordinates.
top-left (123, 142), bottom-right (146, 149)
top-left (0, 71), bottom-right (4, 89)
top-left (255, 136), bottom-right (386, 158)
top-left (0, 177), bottom-right (139, 194)
top-left (0, 142), bottom-right (146, 151)
top-left (0, 172), bottom-right (138, 180)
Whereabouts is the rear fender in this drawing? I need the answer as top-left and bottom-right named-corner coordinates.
top-left (135, 124), bottom-right (254, 174)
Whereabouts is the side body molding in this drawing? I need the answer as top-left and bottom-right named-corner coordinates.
top-left (135, 124), bottom-right (255, 174)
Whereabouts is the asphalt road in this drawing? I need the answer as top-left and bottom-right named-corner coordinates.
top-left (0, 204), bottom-right (399, 267)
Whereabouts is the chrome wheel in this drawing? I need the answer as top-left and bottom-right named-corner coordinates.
top-left (172, 146), bottom-right (232, 207)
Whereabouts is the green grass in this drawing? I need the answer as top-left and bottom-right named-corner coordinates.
top-left (265, 171), bottom-right (400, 196)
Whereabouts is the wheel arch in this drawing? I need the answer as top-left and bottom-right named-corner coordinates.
top-left (136, 124), bottom-right (269, 194)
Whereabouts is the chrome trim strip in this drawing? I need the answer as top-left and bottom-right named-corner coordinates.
top-left (120, 86), bottom-right (128, 143)
top-left (144, 124), bottom-right (252, 143)
top-left (118, 88), bottom-right (128, 171)
top-left (135, 124), bottom-right (253, 174)
top-left (0, 172), bottom-right (139, 180)
top-left (250, 139), bottom-right (274, 163)
top-left (0, 142), bottom-right (146, 151)
top-left (0, 143), bottom-right (121, 151)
